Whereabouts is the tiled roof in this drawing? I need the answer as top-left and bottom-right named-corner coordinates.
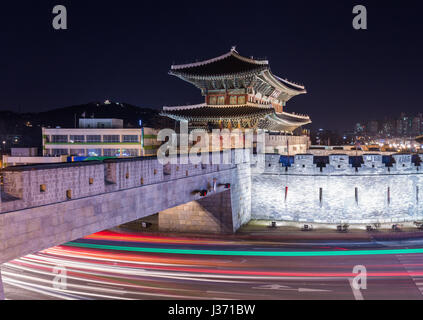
top-left (275, 112), bottom-right (311, 123)
top-left (161, 105), bottom-right (274, 121)
top-left (170, 50), bottom-right (269, 77)
top-left (273, 75), bottom-right (306, 92)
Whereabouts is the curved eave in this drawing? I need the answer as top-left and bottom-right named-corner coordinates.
top-left (262, 71), bottom-right (307, 97)
top-left (275, 112), bottom-right (311, 124)
top-left (171, 49), bottom-right (269, 71)
top-left (259, 112), bottom-right (311, 132)
top-left (160, 106), bottom-right (311, 133)
top-left (274, 74), bottom-right (306, 92)
top-left (160, 112), bottom-right (272, 122)
top-left (169, 66), bottom-right (269, 81)
top-left (160, 105), bottom-right (274, 122)
top-left (163, 102), bottom-right (273, 111)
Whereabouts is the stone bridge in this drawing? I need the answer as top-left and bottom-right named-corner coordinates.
top-left (0, 150), bottom-right (253, 267)
top-left (2, 150), bottom-right (423, 299)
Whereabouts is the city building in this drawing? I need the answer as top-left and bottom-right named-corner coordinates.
top-left (368, 121), bottom-right (379, 135)
top-left (42, 118), bottom-right (161, 158)
top-left (355, 113), bottom-right (423, 139)
top-left (412, 115), bottom-right (422, 136)
top-left (79, 118), bottom-right (124, 129)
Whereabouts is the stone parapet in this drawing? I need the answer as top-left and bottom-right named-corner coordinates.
top-left (0, 149), bottom-right (252, 214)
top-left (255, 153), bottom-right (421, 176)
top-left (251, 153), bottom-right (423, 224)
top-left (0, 149), bottom-right (253, 264)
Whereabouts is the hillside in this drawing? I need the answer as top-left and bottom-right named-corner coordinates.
top-left (0, 101), bottom-right (174, 150)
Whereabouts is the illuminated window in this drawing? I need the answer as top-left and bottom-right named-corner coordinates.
top-left (40, 184), bottom-right (46, 192)
top-left (51, 149), bottom-right (68, 156)
top-left (70, 135), bottom-right (84, 143)
top-left (86, 135), bottom-right (101, 143)
top-left (51, 135), bottom-right (68, 143)
top-left (230, 96), bottom-right (237, 105)
top-left (104, 149), bottom-right (120, 157)
top-left (123, 135), bottom-right (138, 143)
top-left (103, 135), bottom-right (120, 143)
top-left (70, 149), bottom-right (85, 156)
top-left (209, 96), bottom-right (217, 105)
top-left (89, 178), bottom-right (94, 185)
top-left (121, 149), bottom-right (138, 157)
top-left (218, 96), bottom-right (225, 105)
top-left (66, 190), bottom-right (72, 200)
top-left (87, 149), bottom-right (101, 157)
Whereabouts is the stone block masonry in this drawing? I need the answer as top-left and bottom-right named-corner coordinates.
top-left (159, 160), bottom-right (251, 233)
top-left (0, 149), bottom-right (253, 264)
top-left (251, 153), bottom-right (423, 224)
top-left (159, 190), bottom-right (234, 233)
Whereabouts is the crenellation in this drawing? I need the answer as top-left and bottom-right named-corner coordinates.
top-left (362, 154), bottom-right (385, 170)
top-left (260, 153), bottom-right (421, 176)
top-left (392, 154), bottom-right (414, 171)
top-left (0, 153), bottom-right (238, 215)
top-left (252, 153), bottom-right (423, 224)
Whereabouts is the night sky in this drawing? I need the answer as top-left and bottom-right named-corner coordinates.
top-left (1, 1), bottom-right (422, 131)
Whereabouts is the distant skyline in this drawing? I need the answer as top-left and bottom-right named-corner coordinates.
top-left (1, 1), bottom-right (422, 131)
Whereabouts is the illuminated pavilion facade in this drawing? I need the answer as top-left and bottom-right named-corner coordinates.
top-left (161, 48), bottom-right (311, 133)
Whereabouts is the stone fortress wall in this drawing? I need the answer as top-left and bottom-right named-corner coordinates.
top-left (251, 153), bottom-right (423, 224)
top-left (0, 150), bottom-right (252, 264)
top-left (3, 147), bottom-right (423, 265)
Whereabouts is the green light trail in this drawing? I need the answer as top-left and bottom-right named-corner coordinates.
top-left (64, 242), bottom-right (423, 257)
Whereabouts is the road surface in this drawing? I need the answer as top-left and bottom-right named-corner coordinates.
top-left (2, 230), bottom-right (423, 300)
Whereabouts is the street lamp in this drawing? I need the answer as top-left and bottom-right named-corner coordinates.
top-left (1, 140), bottom-right (6, 156)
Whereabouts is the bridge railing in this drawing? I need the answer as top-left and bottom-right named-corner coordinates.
top-left (0, 149), bottom-right (253, 214)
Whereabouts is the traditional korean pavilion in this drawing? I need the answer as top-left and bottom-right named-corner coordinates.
top-left (162, 48), bottom-right (311, 132)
